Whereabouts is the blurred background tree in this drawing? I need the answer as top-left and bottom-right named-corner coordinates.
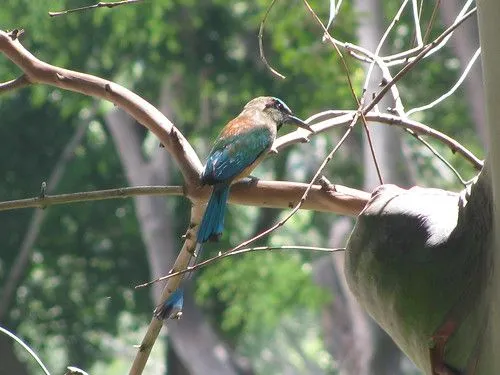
top-left (0, 1), bottom-right (482, 374)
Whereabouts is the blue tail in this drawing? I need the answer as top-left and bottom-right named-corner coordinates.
top-left (197, 184), bottom-right (230, 244)
top-left (154, 288), bottom-right (184, 320)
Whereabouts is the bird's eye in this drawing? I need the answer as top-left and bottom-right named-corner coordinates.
top-left (266, 98), bottom-right (291, 113)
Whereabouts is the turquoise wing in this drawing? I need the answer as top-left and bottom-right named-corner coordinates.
top-left (201, 127), bottom-right (273, 184)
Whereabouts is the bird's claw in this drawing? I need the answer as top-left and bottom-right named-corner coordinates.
top-left (239, 176), bottom-right (259, 185)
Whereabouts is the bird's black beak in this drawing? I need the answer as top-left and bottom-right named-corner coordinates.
top-left (287, 115), bottom-right (314, 132)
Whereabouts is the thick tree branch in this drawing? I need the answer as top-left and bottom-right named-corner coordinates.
top-left (0, 180), bottom-right (367, 216)
top-left (0, 28), bottom-right (480, 217)
top-left (0, 29), bottom-right (202, 186)
top-left (0, 29), bottom-right (369, 217)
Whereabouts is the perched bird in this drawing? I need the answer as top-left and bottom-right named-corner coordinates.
top-left (155, 97), bottom-right (312, 321)
top-left (196, 96), bottom-right (312, 247)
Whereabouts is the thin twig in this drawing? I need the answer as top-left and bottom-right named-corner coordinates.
top-left (350, 0), bottom-right (470, 186)
top-left (406, 47), bottom-right (481, 117)
top-left (334, 34), bottom-right (472, 183)
top-left (300, 109), bottom-right (473, 185)
top-left (319, 0), bottom-right (472, 68)
top-left (342, 0), bottom-right (473, 66)
top-left (342, 43), bottom-right (406, 113)
top-left (275, 110), bottom-right (482, 170)
top-left (346, 10), bottom-right (483, 183)
top-left (355, 0), bottom-right (408, 185)
top-left (406, 130), bottom-right (467, 186)
top-left (136, 245), bottom-right (346, 288)
top-left (0, 186), bottom-right (184, 212)
top-left (363, 7), bottom-right (477, 115)
top-left (0, 74), bottom-right (30, 93)
top-left (411, 0), bottom-right (424, 47)
top-left (423, 0), bottom-right (441, 44)
top-left (323, 0), bottom-right (343, 40)
top-left (49, 0), bottom-right (143, 17)
top-left (258, 0), bottom-right (286, 79)
top-left (383, 0), bottom-right (475, 65)
top-left (0, 326), bottom-right (51, 375)
top-left (378, 112), bottom-right (483, 169)
top-left (361, 0), bottom-right (408, 98)
top-left (302, 0), bottom-right (384, 184)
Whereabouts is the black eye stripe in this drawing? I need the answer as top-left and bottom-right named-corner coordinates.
top-left (273, 99), bottom-right (284, 110)
top-left (266, 98), bottom-right (291, 113)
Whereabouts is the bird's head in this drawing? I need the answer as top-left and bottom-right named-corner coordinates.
top-left (244, 96), bottom-right (313, 132)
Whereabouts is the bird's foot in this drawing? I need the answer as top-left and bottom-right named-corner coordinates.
top-left (238, 175), bottom-right (259, 185)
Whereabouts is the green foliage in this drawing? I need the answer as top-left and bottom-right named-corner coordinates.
top-left (0, 92), bottom-right (150, 371)
top-left (198, 251), bottom-right (326, 332)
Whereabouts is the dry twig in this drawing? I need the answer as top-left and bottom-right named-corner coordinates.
top-left (49, 0), bottom-right (143, 17)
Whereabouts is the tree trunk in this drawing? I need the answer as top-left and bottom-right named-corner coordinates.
top-left (477, 0), bottom-right (500, 373)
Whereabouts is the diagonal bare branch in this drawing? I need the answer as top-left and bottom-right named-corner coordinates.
top-left (362, 7), bottom-right (477, 115)
top-left (129, 203), bottom-right (203, 375)
top-left (0, 29), bottom-right (203, 187)
top-left (49, 0), bottom-right (143, 17)
top-left (137, 245), bottom-right (346, 288)
top-left (275, 111), bottom-right (482, 170)
top-left (258, 0), bottom-right (286, 79)
top-left (407, 47), bottom-right (481, 117)
top-left (411, 0), bottom-right (424, 46)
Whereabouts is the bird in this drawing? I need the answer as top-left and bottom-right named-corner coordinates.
top-left (155, 96), bottom-right (312, 321)
top-left (195, 96), bottom-right (312, 250)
